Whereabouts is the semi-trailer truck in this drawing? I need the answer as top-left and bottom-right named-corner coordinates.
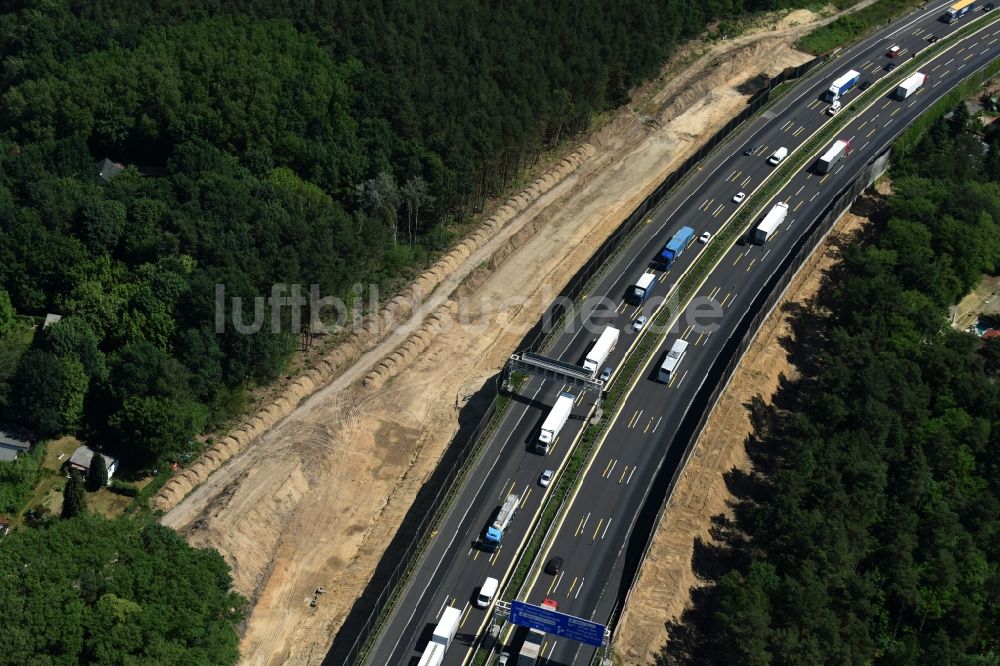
top-left (583, 326), bottom-right (620, 375)
top-left (753, 202), bottom-right (789, 244)
top-left (626, 272), bottom-right (657, 305)
top-left (653, 225), bottom-right (695, 269)
top-left (822, 69), bottom-right (861, 102)
top-left (416, 606), bottom-right (462, 666)
top-left (482, 493), bottom-right (520, 551)
top-left (816, 139), bottom-right (851, 174)
top-left (538, 392), bottom-right (575, 453)
top-left (894, 72), bottom-right (926, 99)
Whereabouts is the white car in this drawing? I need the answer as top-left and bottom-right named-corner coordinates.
top-left (732, 192), bottom-right (746, 204)
top-left (698, 231), bottom-right (712, 244)
top-left (632, 315), bottom-right (648, 332)
top-left (886, 45), bottom-right (901, 57)
top-left (539, 470), bottom-right (554, 487)
top-left (497, 652), bottom-right (511, 666)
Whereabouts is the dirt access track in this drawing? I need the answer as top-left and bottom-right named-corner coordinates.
top-left (159, 8), bottom-right (855, 665)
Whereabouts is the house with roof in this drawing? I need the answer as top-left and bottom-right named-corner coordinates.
top-left (96, 158), bottom-right (124, 181)
top-left (0, 426), bottom-right (32, 463)
top-left (67, 445), bottom-right (118, 483)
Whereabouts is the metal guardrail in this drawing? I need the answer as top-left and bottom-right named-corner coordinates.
top-left (597, 11), bottom-right (1000, 663)
top-left (334, 39), bottom-right (829, 666)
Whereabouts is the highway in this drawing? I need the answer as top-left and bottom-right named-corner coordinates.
top-left (358, 4), bottom-right (1000, 665)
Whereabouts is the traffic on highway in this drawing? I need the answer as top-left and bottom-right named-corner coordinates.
top-left (358, 3), bottom-right (1000, 664)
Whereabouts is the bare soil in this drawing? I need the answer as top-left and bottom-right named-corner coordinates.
top-left (612, 201), bottom-right (876, 665)
top-left (157, 8), bottom-right (865, 665)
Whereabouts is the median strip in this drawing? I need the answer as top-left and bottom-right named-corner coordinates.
top-left (472, 10), bottom-right (1000, 664)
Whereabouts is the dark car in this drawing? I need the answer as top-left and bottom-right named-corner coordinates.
top-left (927, 34), bottom-right (938, 43)
top-left (986, 3), bottom-right (995, 11)
top-left (858, 80), bottom-right (872, 91)
top-left (885, 62), bottom-right (898, 71)
top-left (545, 556), bottom-right (564, 575)
top-left (743, 144), bottom-right (758, 156)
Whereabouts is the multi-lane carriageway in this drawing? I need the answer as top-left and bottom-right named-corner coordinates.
top-left (360, 4), bottom-right (1000, 665)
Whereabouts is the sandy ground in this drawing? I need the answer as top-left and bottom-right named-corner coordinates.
top-left (612, 193), bottom-right (878, 664)
top-left (156, 8), bottom-right (862, 666)
top-left (951, 275), bottom-right (1000, 329)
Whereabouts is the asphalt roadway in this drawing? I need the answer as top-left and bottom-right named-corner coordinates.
top-left (358, 4), bottom-right (1000, 665)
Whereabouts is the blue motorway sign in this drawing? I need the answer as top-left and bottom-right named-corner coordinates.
top-left (509, 600), bottom-right (606, 647)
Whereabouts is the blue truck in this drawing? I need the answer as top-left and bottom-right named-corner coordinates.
top-left (481, 493), bottom-right (520, 551)
top-left (822, 69), bottom-right (861, 103)
top-left (653, 226), bottom-right (695, 269)
top-left (626, 272), bottom-right (657, 305)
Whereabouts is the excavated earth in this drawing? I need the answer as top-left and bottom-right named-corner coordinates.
top-left (155, 8), bottom-right (859, 664)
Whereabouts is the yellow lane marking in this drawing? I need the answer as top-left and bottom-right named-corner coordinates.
top-left (591, 519), bottom-right (604, 542)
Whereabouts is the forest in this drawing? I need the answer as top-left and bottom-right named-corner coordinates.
top-left (0, 0), bottom-right (806, 467)
top-left (0, 515), bottom-right (245, 664)
top-left (657, 107), bottom-right (1000, 663)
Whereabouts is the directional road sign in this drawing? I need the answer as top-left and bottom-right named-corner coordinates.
top-left (510, 600), bottom-right (606, 647)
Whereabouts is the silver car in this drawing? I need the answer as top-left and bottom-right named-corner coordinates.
top-left (540, 470), bottom-right (554, 487)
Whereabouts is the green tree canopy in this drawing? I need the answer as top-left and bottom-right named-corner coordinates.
top-left (86, 450), bottom-right (108, 491)
top-left (61, 471), bottom-right (86, 518)
top-left (0, 515), bottom-right (244, 664)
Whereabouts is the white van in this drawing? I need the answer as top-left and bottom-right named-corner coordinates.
top-left (658, 339), bottom-right (690, 383)
top-left (767, 147), bottom-right (788, 165)
top-left (477, 577), bottom-right (499, 608)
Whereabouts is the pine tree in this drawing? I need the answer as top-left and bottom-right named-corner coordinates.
top-left (86, 452), bottom-right (108, 491)
top-left (62, 472), bottom-right (86, 519)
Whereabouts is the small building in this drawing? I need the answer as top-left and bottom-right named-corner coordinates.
top-left (67, 445), bottom-right (118, 483)
top-left (96, 158), bottom-right (124, 181)
top-left (42, 313), bottom-right (62, 330)
top-left (0, 426), bottom-right (31, 463)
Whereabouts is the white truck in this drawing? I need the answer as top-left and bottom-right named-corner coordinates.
top-left (816, 139), bottom-right (851, 174)
top-left (628, 271), bottom-right (657, 305)
top-left (658, 339), bottom-right (690, 383)
top-left (538, 392), bottom-right (574, 454)
top-left (416, 606), bottom-right (462, 666)
top-left (517, 598), bottom-right (557, 665)
top-left (753, 202), bottom-right (789, 244)
top-left (767, 147), bottom-right (788, 165)
top-left (583, 326), bottom-right (620, 375)
top-left (518, 628), bottom-right (544, 665)
top-left (894, 72), bottom-right (926, 100)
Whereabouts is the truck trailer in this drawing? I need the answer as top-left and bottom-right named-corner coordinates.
top-left (822, 69), bottom-right (861, 102)
top-left (538, 392), bottom-right (575, 454)
top-left (482, 493), bottom-right (520, 551)
top-left (627, 272), bottom-right (657, 305)
top-left (753, 202), bottom-right (789, 244)
top-left (894, 72), bottom-right (926, 99)
top-left (653, 225), bottom-right (695, 269)
top-left (583, 326), bottom-right (620, 375)
top-left (944, 0), bottom-right (977, 21)
top-left (517, 598), bottom-right (558, 666)
top-left (816, 139), bottom-right (851, 174)
top-left (416, 606), bottom-right (462, 666)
